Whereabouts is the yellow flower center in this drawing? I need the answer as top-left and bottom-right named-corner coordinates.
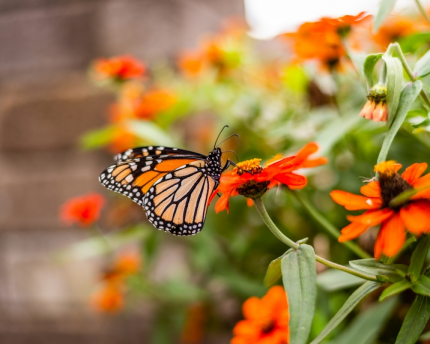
top-left (233, 158), bottom-right (263, 175)
top-left (374, 161), bottom-right (398, 177)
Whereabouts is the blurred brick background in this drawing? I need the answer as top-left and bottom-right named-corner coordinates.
top-left (0, 0), bottom-right (243, 342)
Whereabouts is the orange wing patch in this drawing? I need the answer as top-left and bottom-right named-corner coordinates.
top-left (154, 159), bottom-right (197, 172)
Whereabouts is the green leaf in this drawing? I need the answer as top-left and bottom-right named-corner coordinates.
top-left (409, 236), bottom-right (430, 281)
top-left (327, 297), bottom-right (398, 344)
top-left (79, 125), bottom-right (117, 150)
top-left (125, 120), bottom-right (179, 147)
top-left (382, 55), bottom-right (403, 127)
top-left (349, 258), bottom-right (407, 283)
top-left (399, 33), bottom-right (430, 53)
top-left (411, 118), bottom-right (430, 129)
top-left (412, 275), bottom-right (430, 296)
top-left (395, 277), bottom-right (430, 344)
top-left (414, 50), bottom-right (430, 78)
top-left (264, 249), bottom-right (293, 287)
top-left (363, 54), bottom-right (383, 88)
top-left (310, 281), bottom-right (381, 344)
top-left (373, 0), bottom-right (398, 33)
top-left (377, 81), bottom-right (423, 164)
top-left (282, 244), bottom-right (316, 344)
top-left (420, 330), bottom-right (430, 340)
top-left (317, 269), bottom-right (364, 292)
top-left (379, 279), bottom-right (413, 301)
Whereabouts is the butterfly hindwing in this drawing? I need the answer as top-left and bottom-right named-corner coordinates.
top-left (142, 161), bottom-right (217, 236)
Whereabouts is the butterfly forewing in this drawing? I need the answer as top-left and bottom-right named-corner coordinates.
top-left (115, 146), bottom-right (206, 163)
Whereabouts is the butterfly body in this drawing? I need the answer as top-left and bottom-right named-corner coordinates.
top-left (99, 145), bottom-right (229, 236)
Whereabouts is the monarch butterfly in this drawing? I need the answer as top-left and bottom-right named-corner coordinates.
top-left (99, 126), bottom-right (237, 236)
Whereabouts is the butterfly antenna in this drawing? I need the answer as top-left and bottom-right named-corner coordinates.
top-left (214, 125), bottom-right (229, 149)
top-left (222, 150), bottom-right (239, 162)
top-left (216, 133), bottom-right (239, 148)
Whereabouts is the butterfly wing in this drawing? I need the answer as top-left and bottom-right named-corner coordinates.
top-left (99, 154), bottom-right (206, 207)
top-left (115, 146), bottom-right (206, 163)
top-left (142, 161), bottom-right (217, 236)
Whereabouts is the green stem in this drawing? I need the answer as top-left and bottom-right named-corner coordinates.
top-left (293, 191), bottom-right (372, 259)
top-left (415, 0), bottom-right (430, 25)
top-left (253, 197), bottom-right (379, 282)
top-left (92, 225), bottom-right (113, 253)
top-left (254, 197), bottom-right (299, 249)
top-left (391, 43), bottom-right (430, 108)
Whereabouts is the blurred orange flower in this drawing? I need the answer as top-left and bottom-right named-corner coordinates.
top-left (93, 55), bottom-right (145, 82)
top-left (210, 143), bottom-right (327, 213)
top-left (110, 88), bottom-right (177, 122)
top-left (373, 16), bottom-right (422, 49)
top-left (109, 127), bottom-right (140, 154)
top-left (231, 286), bottom-right (289, 344)
top-left (178, 51), bottom-right (205, 77)
top-left (331, 161), bottom-right (430, 258)
top-left (283, 12), bottom-right (369, 70)
top-left (91, 284), bottom-right (124, 313)
top-left (59, 193), bottom-right (105, 227)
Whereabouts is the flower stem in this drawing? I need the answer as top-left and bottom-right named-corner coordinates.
top-left (391, 43), bottom-right (430, 108)
top-left (253, 197), bottom-right (379, 282)
top-left (292, 191), bottom-right (371, 259)
top-left (254, 197), bottom-right (299, 249)
top-left (415, 0), bottom-right (430, 25)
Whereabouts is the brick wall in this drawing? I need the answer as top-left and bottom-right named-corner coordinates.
top-left (0, 0), bottom-right (243, 342)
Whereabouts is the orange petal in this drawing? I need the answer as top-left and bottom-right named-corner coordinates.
top-left (360, 181), bottom-right (381, 198)
top-left (275, 173), bottom-right (307, 189)
top-left (301, 157), bottom-right (328, 168)
top-left (330, 190), bottom-right (381, 210)
top-left (374, 214), bottom-right (405, 259)
top-left (338, 221), bottom-right (369, 242)
top-left (214, 192), bottom-right (231, 213)
top-left (293, 142), bottom-right (319, 164)
top-left (412, 173), bottom-right (430, 191)
top-left (242, 297), bottom-right (262, 321)
top-left (347, 208), bottom-right (394, 226)
top-left (232, 320), bottom-right (260, 338)
top-left (402, 163), bottom-right (428, 184)
top-left (400, 201), bottom-right (430, 235)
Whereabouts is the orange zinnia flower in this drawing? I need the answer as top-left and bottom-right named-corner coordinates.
top-left (93, 55), bottom-right (145, 82)
top-left (91, 284), bottom-right (124, 313)
top-left (59, 193), bottom-right (105, 227)
top-left (373, 16), bottom-right (422, 49)
top-left (211, 143), bottom-right (327, 213)
top-left (331, 161), bottom-right (430, 258)
top-left (103, 251), bottom-right (141, 283)
top-left (282, 12), bottom-right (369, 70)
top-left (231, 286), bottom-right (289, 344)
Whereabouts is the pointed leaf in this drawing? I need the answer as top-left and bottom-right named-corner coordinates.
top-left (310, 281), bottom-right (381, 344)
top-left (409, 236), bottom-right (430, 281)
top-left (395, 268), bottom-right (430, 344)
top-left (350, 258), bottom-right (407, 283)
top-left (379, 279), bottom-right (412, 301)
top-left (264, 249), bottom-right (293, 287)
top-left (412, 275), bottom-right (430, 296)
top-left (377, 81), bottom-right (423, 164)
top-left (373, 0), bottom-right (398, 33)
top-left (414, 50), bottom-right (430, 78)
top-left (281, 244), bottom-right (316, 344)
top-left (382, 55), bottom-right (403, 127)
top-left (363, 54), bottom-right (383, 88)
top-left (125, 120), bottom-right (179, 146)
top-left (328, 297), bottom-right (398, 344)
